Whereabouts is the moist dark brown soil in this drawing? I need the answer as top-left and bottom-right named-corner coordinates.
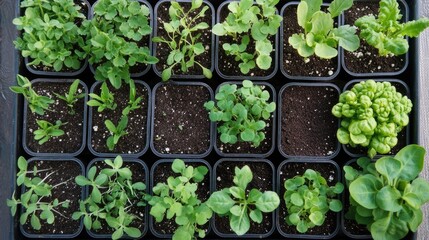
top-left (153, 84), bottom-right (211, 155)
top-left (90, 82), bottom-right (148, 154)
top-left (281, 85), bottom-right (338, 157)
top-left (26, 81), bottom-right (85, 154)
top-left (155, 1), bottom-right (212, 76)
top-left (214, 161), bottom-right (274, 235)
top-left (22, 160), bottom-right (83, 235)
top-left (343, 2), bottom-right (405, 74)
top-left (152, 161), bottom-right (211, 236)
top-left (282, 5), bottom-right (337, 78)
top-left (278, 161), bottom-right (339, 236)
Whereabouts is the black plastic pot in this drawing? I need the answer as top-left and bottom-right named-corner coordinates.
top-left (150, 81), bottom-right (214, 158)
top-left (276, 159), bottom-right (341, 239)
top-left (280, 2), bottom-right (340, 81)
top-left (22, 79), bottom-right (88, 156)
top-left (278, 82), bottom-right (341, 159)
top-left (213, 81), bottom-right (276, 158)
top-left (19, 157), bottom-right (85, 238)
top-left (152, 0), bottom-right (215, 79)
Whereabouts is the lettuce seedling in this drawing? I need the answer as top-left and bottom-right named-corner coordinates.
top-left (87, 82), bottom-right (117, 112)
top-left (344, 145), bottom-right (429, 240)
top-left (332, 80), bottom-right (412, 158)
top-left (204, 80), bottom-right (276, 147)
top-left (284, 169), bottom-right (343, 233)
top-left (105, 115), bottom-right (128, 151)
top-left (289, 0), bottom-right (359, 59)
top-left (54, 79), bottom-right (85, 115)
top-left (355, 0), bottom-right (429, 56)
top-left (207, 165), bottom-right (280, 235)
top-left (149, 159), bottom-right (212, 240)
top-left (34, 120), bottom-right (67, 145)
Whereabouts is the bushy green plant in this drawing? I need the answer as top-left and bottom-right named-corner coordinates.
top-left (34, 120), bottom-right (67, 145)
top-left (284, 169), bottom-right (343, 233)
top-left (204, 80), bottom-right (276, 147)
top-left (212, 0), bottom-right (282, 73)
top-left (207, 165), bottom-right (280, 235)
top-left (355, 0), bottom-right (429, 56)
top-left (54, 79), bottom-right (85, 115)
top-left (105, 115), bottom-right (128, 151)
top-left (149, 159), bottom-right (212, 240)
top-left (87, 82), bottom-right (117, 112)
top-left (331, 80), bottom-right (412, 158)
top-left (344, 144), bottom-right (429, 240)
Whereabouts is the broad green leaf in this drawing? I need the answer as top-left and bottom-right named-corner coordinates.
top-left (328, 0), bottom-right (353, 18)
top-left (309, 211), bottom-right (324, 226)
top-left (375, 156), bottom-right (402, 184)
top-left (376, 186), bottom-right (402, 212)
top-left (249, 209), bottom-right (263, 223)
top-left (233, 166), bottom-right (252, 190)
top-left (310, 12), bottom-right (333, 36)
top-left (384, 37), bottom-right (408, 56)
top-left (314, 43), bottom-right (338, 59)
top-left (371, 216), bottom-right (408, 240)
top-left (297, 1), bottom-right (308, 28)
top-left (331, 25), bottom-right (360, 52)
top-left (230, 212), bottom-right (250, 236)
top-left (394, 144), bottom-right (425, 181)
top-left (212, 24), bottom-right (226, 36)
top-left (303, 0), bottom-right (322, 20)
top-left (256, 55), bottom-right (272, 70)
top-left (124, 227), bottom-right (141, 238)
top-left (207, 191), bottom-right (235, 214)
top-left (349, 174), bottom-right (382, 209)
top-left (255, 191), bottom-right (280, 212)
top-left (172, 159), bottom-right (186, 173)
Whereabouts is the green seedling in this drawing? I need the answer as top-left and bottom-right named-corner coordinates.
top-left (105, 115), bottom-right (128, 151)
top-left (122, 80), bottom-right (142, 116)
top-left (54, 79), bottom-right (85, 115)
top-left (34, 120), bottom-right (67, 145)
top-left (87, 82), bottom-right (117, 112)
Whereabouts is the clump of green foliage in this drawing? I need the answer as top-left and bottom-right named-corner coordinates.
top-left (331, 80), bottom-right (412, 158)
top-left (54, 80), bottom-right (85, 115)
top-left (284, 169), bottom-right (343, 233)
top-left (87, 82), bottom-right (117, 112)
top-left (105, 115), bottom-right (128, 151)
top-left (212, 0), bottom-right (282, 74)
top-left (13, 0), bottom-right (87, 71)
top-left (355, 0), bottom-right (429, 56)
top-left (289, 0), bottom-right (360, 59)
top-left (344, 144), bottom-right (429, 240)
top-left (152, 0), bottom-right (213, 81)
top-left (34, 120), bottom-right (67, 145)
top-left (207, 165), bottom-right (280, 235)
top-left (149, 159), bottom-right (212, 240)
top-left (204, 80), bottom-right (276, 147)
top-left (73, 156), bottom-right (149, 240)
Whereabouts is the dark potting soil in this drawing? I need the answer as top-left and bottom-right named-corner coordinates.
top-left (26, 82), bottom-right (85, 153)
top-left (152, 161), bottom-right (211, 236)
top-left (214, 161), bottom-right (274, 235)
top-left (22, 160), bottom-right (82, 235)
top-left (281, 85), bottom-right (338, 157)
top-left (282, 5), bottom-right (337, 78)
top-left (278, 161), bottom-right (339, 236)
top-left (155, 1), bottom-right (212, 76)
top-left (90, 82), bottom-right (148, 154)
top-left (153, 84), bottom-right (211, 155)
top-left (343, 2), bottom-right (405, 74)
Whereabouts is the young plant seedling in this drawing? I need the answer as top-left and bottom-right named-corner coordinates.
top-left (204, 80), bottom-right (276, 147)
top-left (149, 159), bottom-right (212, 240)
top-left (87, 82), bottom-right (117, 112)
top-left (207, 165), bottom-right (280, 235)
top-left (73, 156), bottom-right (149, 240)
top-left (54, 79), bottom-right (85, 115)
top-left (122, 80), bottom-right (142, 116)
top-left (105, 115), bottom-right (128, 151)
top-left (10, 75), bottom-right (54, 115)
top-left (288, 0), bottom-right (360, 59)
top-left (34, 120), bottom-right (67, 145)
top-left (355, 0), bottom-right (429, 56)
top-left (152, 0), bottom-right (213, 81)
top-left (284, 169), bottom-right (343, 233)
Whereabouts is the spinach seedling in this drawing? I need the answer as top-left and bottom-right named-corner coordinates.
top-left (207, 165), bottom-right (280, 235)
top-left (122, 80), bottom-right (142, 116)
top-left (204, 80), bottom-right (276, 147)
top-left (34, 120), bottom-right (67, 145)
top-left (284, 169), bottom-right (343, 233)
top-left (149, 159), bottom-right (212, 240)
top-left (10, 75), bottom-right (54, 115)
top-left (87, 82), bottom-right (117, 112)
top-left (54, 79), bottom-right (85, 115)
top-left (105, 115), bottom-right (128, 151)
top-left (355, 0), bottom-right (429, 56)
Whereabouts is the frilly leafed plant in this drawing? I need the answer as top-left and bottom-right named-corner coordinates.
top-left (331, 80), bottom-right (412, 158)
top-left (284, 169), bottom-right (343, 233)
top-left (73, 156), bottom-right (149, 240)
top-left (54, 79), bottom-right (85, 115)
top-left (204, 80), bottom-right (276, 147)
top-left (212, 0), bottom-right (282, 74)
top-left (153, 0), bottom-right (213, 81)
top-left (149, 159), bottom-right (212, 240)
top-left (34, 120), bottom-right (67, 145)
top-left (13, 0), bottom-right (87, 71)
top-left (289, 0), bottom-right (360, 59)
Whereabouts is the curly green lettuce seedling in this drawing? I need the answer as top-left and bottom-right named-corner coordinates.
top-left (149, 159), bottom-right (212, 240)
top-left (332, 80), bottom-right (412, 158)
top-left (207, 165), bottom-right (280, 235)
top-left (204, 80), bottom-right (276, 147)
top-left (355, 0), bottom-right (429, 56)
top-left (289, 0), bottom-right (359, 59)
top-left (54, 79), bottom-right (85, 115)
top-left (105, 115), bottom-right (128, 151)
top-left (87, 82), bottom-right (117, 112)
top-left (284, 169), bottom-right (343, 233)
top-left (34, 120), bottom-right (67, 145)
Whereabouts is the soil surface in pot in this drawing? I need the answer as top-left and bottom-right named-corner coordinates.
top-left (152, 161), bottom-right (210, 235)
top-left (153, 84), bottom-right (211, 155)
top-left (27, 82), bottom-right (85, 153)
top-left (282, 5), bottom-right (337, 78)
top-left (214, 161), bottom-right (274, 235)
top-left (343, 2), bottom-right (405, 74)
top-left (90, 82), bottom-right (148, 154)
top-left (155, 1), bottom-right (212, 76)
top-left (281, 85), bottom-right (338, 157)
top-left (22, 160), bottom-right (82, 235)
top-left (278, 162), bottom-right (338, 236)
